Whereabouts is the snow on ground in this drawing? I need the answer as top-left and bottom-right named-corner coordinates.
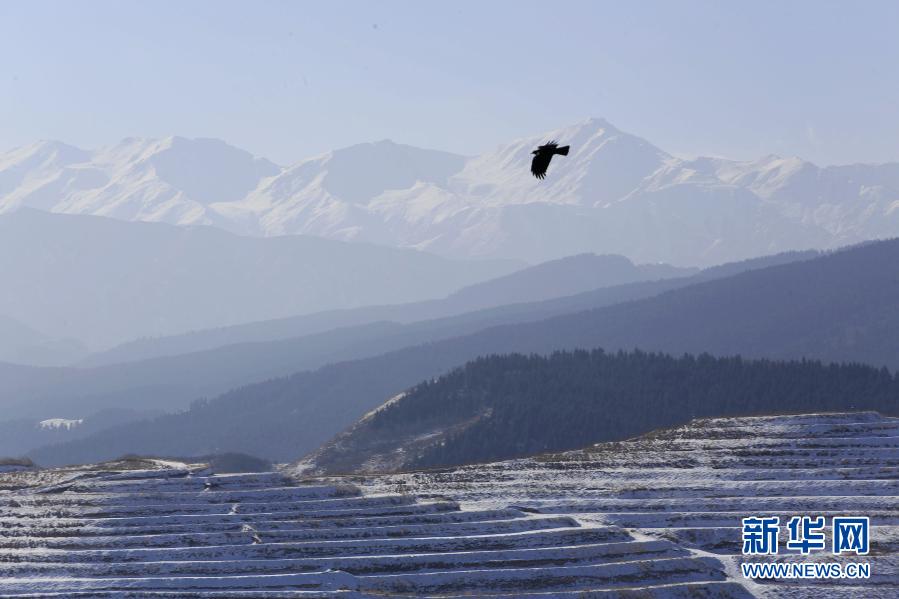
top-left (37, 418), bottom-right (84, 431)
top-left (342, 412), bottom-right (899, 597)
top-left (0, 413), bottom-right (896, 597)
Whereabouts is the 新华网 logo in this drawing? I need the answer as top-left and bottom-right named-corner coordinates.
top-left (741, 515), bottom-right (871, 580)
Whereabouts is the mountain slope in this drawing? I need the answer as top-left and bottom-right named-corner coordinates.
top-left (438, 253), bottom-right (687, 313)
top-left (0, 209), bottom-right (515, 349)
top-left (26, 239), bottom-right (899, 465)
top-left (83, 253), bottom-right (693, 366)
top-left (299, 350), bottom-right (899, 475)
top-left (3, 121), bottom-right (898, 266)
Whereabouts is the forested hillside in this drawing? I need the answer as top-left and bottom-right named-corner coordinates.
top-left (304, 349), bottom-right (899, 474)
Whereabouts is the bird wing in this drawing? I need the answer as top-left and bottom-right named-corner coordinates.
top-left (539, 140), bottom-right (558, 152)
top-left (531, 152), bottom-right (552, 179)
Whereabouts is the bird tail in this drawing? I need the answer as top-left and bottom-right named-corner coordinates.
top-left (555, 145), bottom-right (570, 156)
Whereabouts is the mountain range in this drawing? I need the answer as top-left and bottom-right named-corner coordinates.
top-left (0, 251), bottom-right (700, 456)
top-left (26, 238), bottom-right (897, 466)
top-left (0, 249), bottom-right (801, 427)
top-left (3, 119), bottom-right (898, 267)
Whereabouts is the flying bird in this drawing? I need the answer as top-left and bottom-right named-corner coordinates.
top-left (530, 140), bottom-right (570, 179)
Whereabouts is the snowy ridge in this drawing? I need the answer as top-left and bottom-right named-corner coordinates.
top-left (1, 414), bottom-right (897, 596)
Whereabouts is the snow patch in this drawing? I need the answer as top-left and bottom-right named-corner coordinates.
top-left (37, 418), bottom-right (83, 431)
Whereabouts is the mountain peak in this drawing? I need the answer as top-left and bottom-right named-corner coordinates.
top-left (3, 140), bottom-right (90, 166)
top-left (30, 139), bottom-right (87, 153)
top-left (581, 116), bottom-right (617, 129)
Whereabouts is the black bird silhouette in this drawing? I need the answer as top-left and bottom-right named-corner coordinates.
top-left (530, 140), bottom-right (570, 179)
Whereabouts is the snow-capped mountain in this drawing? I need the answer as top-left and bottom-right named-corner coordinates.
top-left (227, 140), bottom-right (467, 244)
top-left (3, 119), bottom-right (897, 266)
top-left (0, 136), bottom-right (279, 229)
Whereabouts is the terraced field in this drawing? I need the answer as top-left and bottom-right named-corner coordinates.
top-left (0, 412), bottom-right (896, 597)
top-left (349, 412), bottom-right (899, 597)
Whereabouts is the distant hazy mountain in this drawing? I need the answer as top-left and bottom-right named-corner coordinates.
top-left (0, 253), bottom-right (705, 424)
top-left (84, 253), bottom-right (693, 367)
top-left (0, 210), bottom-right (515, 349)
top-left (0, 315), bottom-right (86, 366)
top-left (299, 350), bottom-right (899, 475)
top-left (437, 253), bottom-right (688, 313)
top-left (27, 239), bottom-right (896, 465)
top-left (3, 120), bottom-right (897, 266)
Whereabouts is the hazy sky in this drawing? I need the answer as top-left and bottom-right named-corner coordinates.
top-left (2, 0), bottom-right (898, 166)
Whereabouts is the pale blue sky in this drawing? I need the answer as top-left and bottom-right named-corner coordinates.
top-left (1, 0), bottom-right (898, 165)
